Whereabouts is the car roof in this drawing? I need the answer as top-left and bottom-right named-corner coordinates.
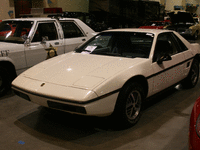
top-left (103, 28), bottom-right (173, 35)
top-left (3, 17), bottom-right (55, 21)
top-left (2, 17), bottom-right (79, 22)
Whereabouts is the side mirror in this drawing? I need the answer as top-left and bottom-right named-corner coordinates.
top-left (157, 54), bottom-right (172, 64)
top-left (24, 37), bottom-right (30, 46)
top-left (41, 36), bottom-right (48, 44)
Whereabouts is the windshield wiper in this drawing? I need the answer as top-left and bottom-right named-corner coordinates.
top-left (91, 51), bottom-right (122, 56)
top-left (75, 49), bottom-right (92, 53)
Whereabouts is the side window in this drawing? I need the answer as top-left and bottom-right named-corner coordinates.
top-left (60, 22), bottom-right (84, 38)
top-left (32, 22), bottom-right (58, 42)
top-left (153, 33), bottom-right (179, 62)
top-left (2, 24), bottom-right (11, 31)
top-left (171, 33), bottom-right (188, 52)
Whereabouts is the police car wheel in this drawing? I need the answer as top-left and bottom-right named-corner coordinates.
top-left (0, 67), bottom-right (11, 96)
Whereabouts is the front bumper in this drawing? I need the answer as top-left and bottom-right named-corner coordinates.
top-left (12, 85), bottom-right (119, 117)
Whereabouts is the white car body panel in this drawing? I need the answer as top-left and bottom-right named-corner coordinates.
top-left (151, 52), bottom-right (187, 94)
top-left (0, 42), bottom-right (26, 72)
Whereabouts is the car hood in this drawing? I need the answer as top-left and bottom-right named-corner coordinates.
top-left (168, 11), bottom-right (195, 24)
top-left (21, 52), bottom-right (146, 89)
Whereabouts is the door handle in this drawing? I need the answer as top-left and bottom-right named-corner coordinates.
top-left (55, 42), bottom-right (59, 45)
top-left (82, 39), bottom-right (86, 41)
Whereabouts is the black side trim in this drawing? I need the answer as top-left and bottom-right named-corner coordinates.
top-left (147, 57), bottom-right (194, 79)
top-left (47, 101), bottom-right (86, 114)
top-left (12, 85), bottom-right (121, 105)
top-left (13, 89), bottom-right (31, 101)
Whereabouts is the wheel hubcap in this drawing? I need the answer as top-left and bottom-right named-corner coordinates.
top-left (126, 90), bottom-right (141, 120)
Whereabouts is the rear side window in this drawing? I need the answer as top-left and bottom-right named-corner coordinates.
top-left (153, 32), bottom-right (179, 62)
top-left (172, 33), bottom-right (188, 52)
top-left (60, 22), bottom-right (84, 38)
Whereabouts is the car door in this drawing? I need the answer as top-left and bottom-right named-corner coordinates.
top-left (24, 21), bottom-right (64, 68)
top-left (151, 32), bottom-right (187, 95)
top-left (172, 33), bottom-right (194, 78)
top-left (0, 20), bottom-right (33, 74)
top-left (59, 21), bottom-right (87, 53)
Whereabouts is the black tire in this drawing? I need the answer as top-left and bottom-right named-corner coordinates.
top-left (113, 82), bottom-right (144, 128)
top-left (182, 59), bottom-right (199, 88)
top-left (0, 67), bottom-right (11, 96)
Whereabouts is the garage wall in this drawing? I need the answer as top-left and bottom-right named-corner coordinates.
top-left (165, 0), bottom-right (183, 11)
top-left (149, 0), bottom-right (165, 5)
top-left (89, 0), bottom-right (110, 12)
top-left (0, 0), bottom-right (15, 20)
top-left (165, 0), bottom-right (200, 11)
top-left (1, 0), bottom-right (199, 20)
top-left (187, 0), bottom-right (198, 5)
top-left (37, 0), bottom-right (89, 12)
top-left (32, 0), bottom-right (44, 8)
top-left (57, 0), bottom-right (89, 12)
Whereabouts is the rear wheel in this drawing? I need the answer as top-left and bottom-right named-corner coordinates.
top-left (182, 59), bottom-right (199, 88)
top-left (113, 82), bottom-right (144, 128)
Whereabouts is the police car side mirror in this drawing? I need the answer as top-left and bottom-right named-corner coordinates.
top-left (41, 36), bottom-right (49, 44)
top-left (24, 37), bottom-right (30, 46)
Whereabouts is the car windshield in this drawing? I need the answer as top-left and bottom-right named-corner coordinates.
top-left (76, 32), bottom-right (154, 58)
top-left (0, 21), bottom-right (33, 44)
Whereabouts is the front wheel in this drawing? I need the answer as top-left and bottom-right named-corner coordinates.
top-left (182, 59), bottom-right (199, 88)
top-left (113, 82), bottom-right (144, 128)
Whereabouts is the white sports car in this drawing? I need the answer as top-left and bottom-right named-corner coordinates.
top-left (12, 29), bottom-right (200, 128)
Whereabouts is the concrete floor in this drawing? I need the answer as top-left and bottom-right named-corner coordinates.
top-left (1, 39), bottom-right (200, 150)
top-left (1, 82), bottom-right (198, 150)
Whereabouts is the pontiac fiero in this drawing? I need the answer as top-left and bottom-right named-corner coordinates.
top-left (12, 29), bottom-right (200, 128)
